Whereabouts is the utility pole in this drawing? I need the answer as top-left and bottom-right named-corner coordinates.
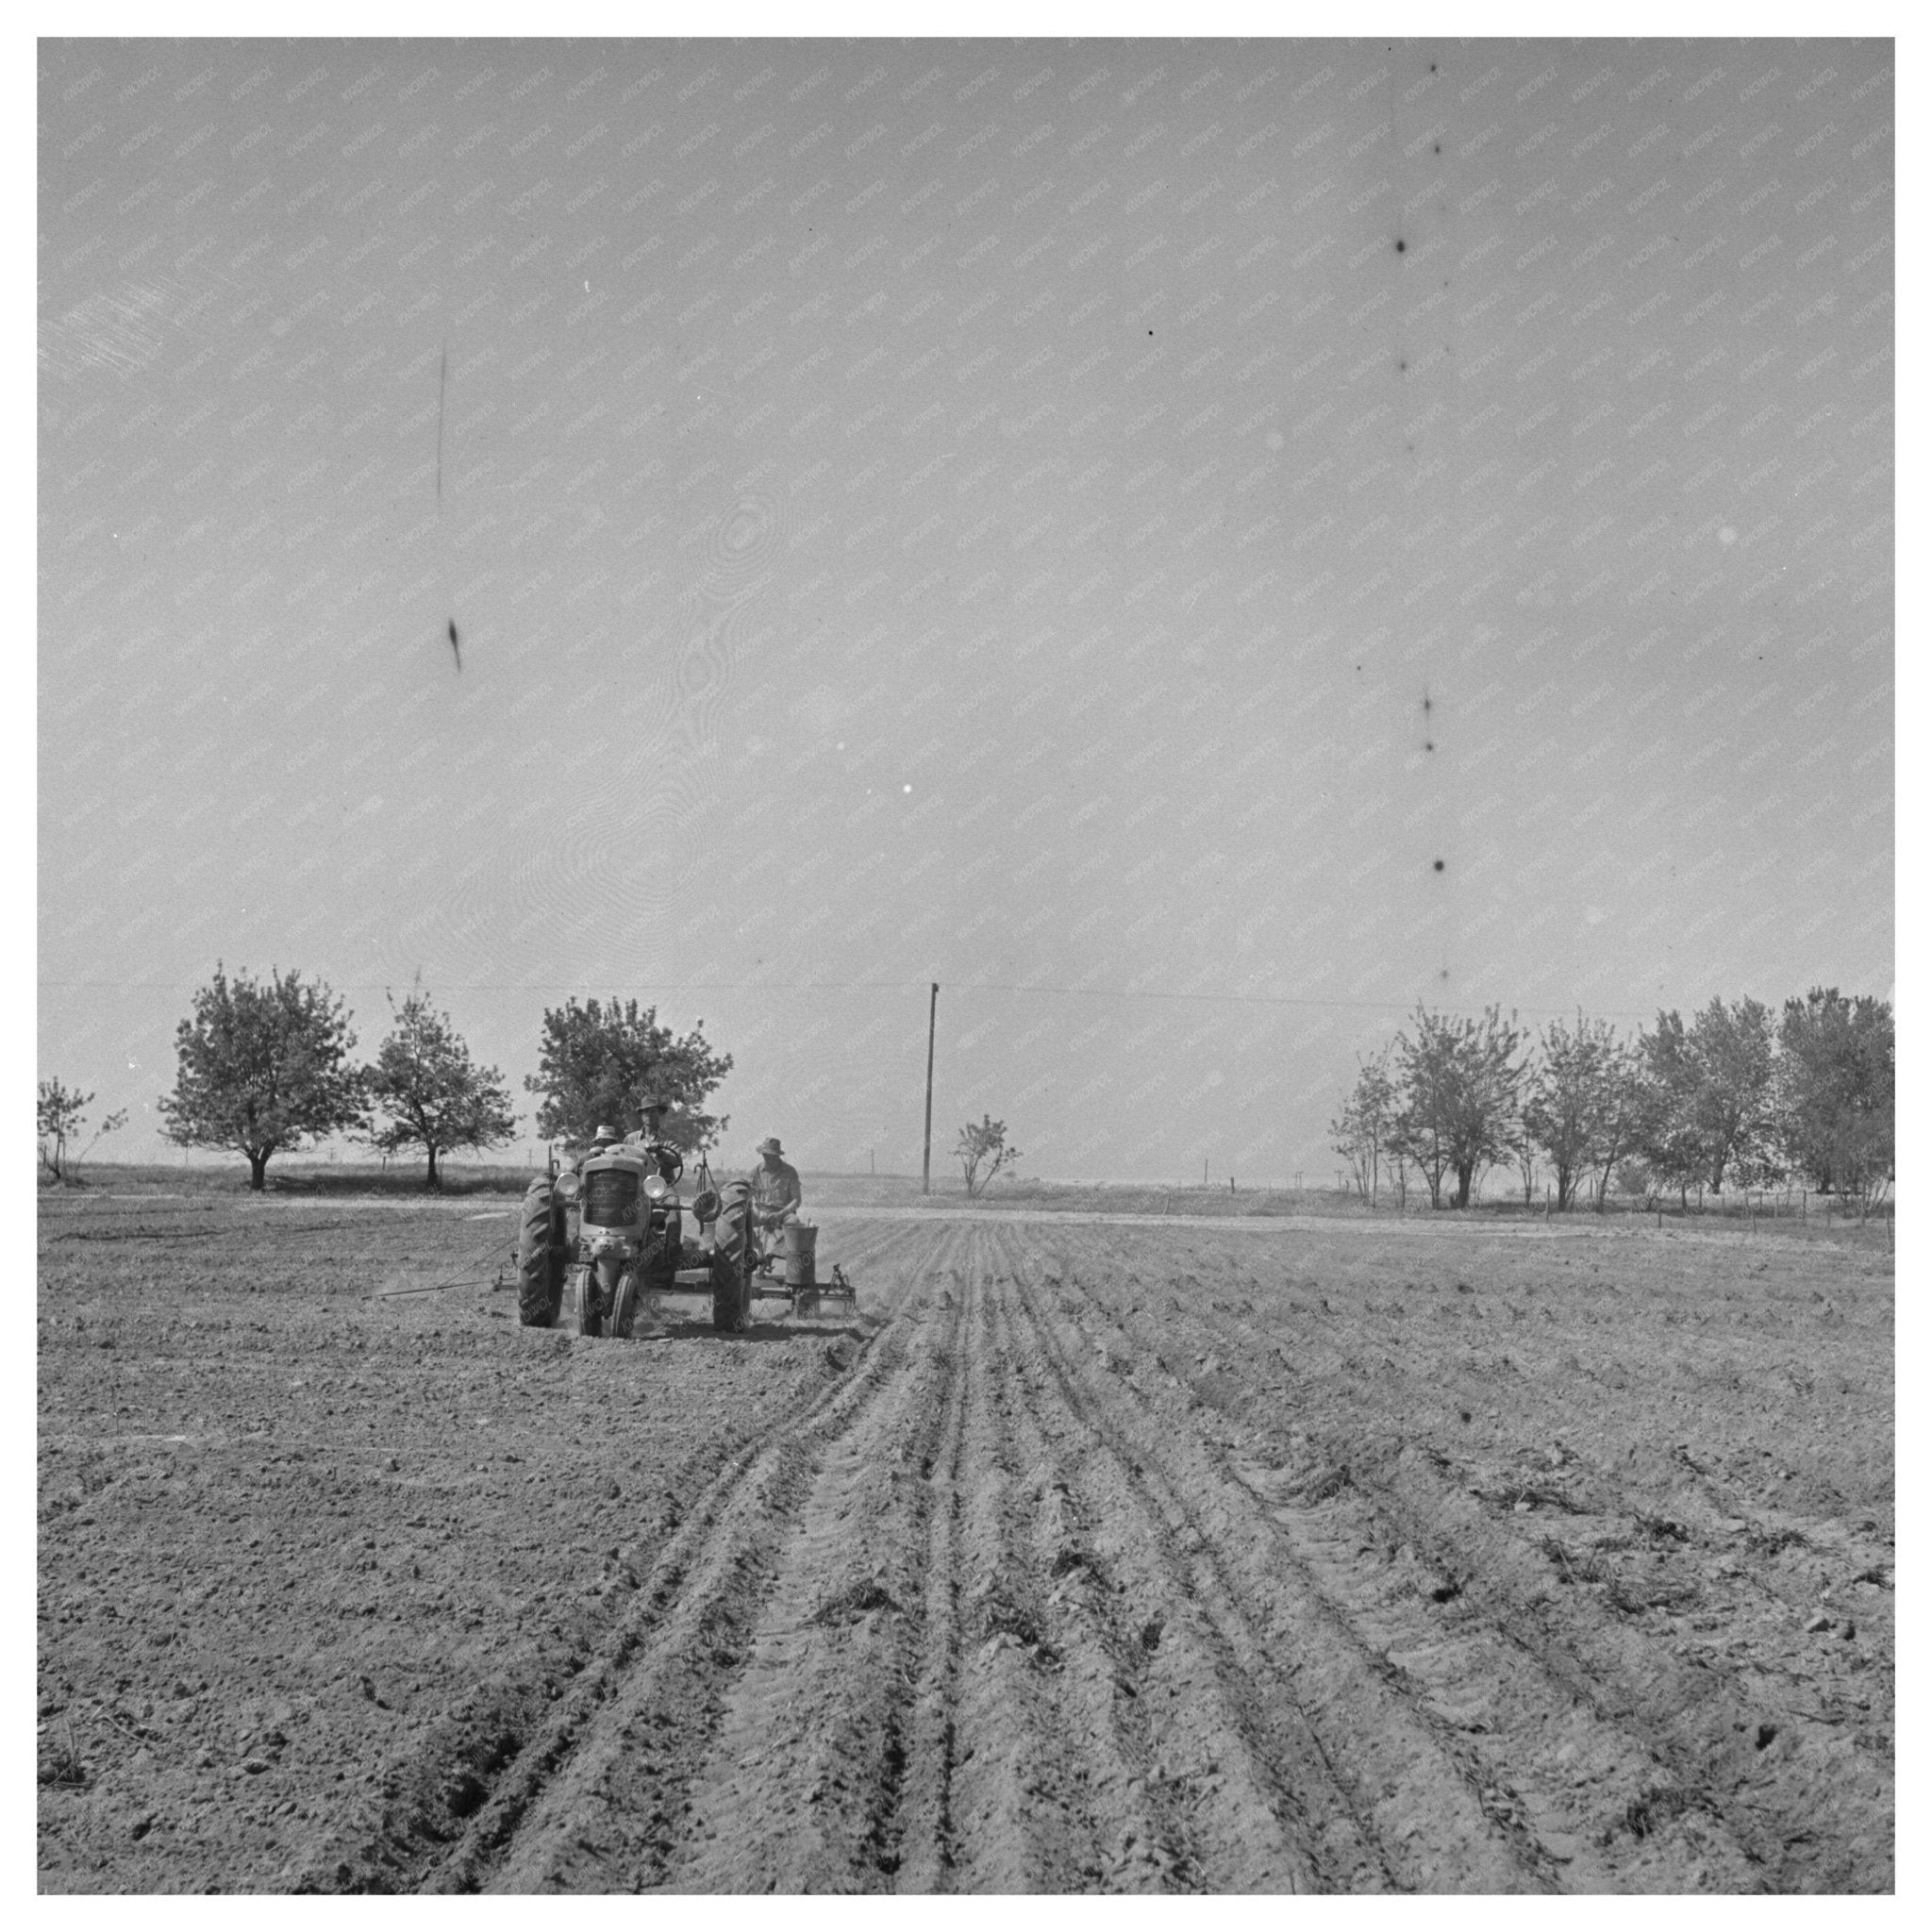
top-left (922, 982), bottom-right (938, 1195)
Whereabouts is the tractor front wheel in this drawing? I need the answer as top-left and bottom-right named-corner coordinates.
top-left (515, 1178), bottom-right (565, 1328)
top-left (610, 1271), bottom-right (638, 1340)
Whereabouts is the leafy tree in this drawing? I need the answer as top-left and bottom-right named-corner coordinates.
top-left (1634, 1010), bottom-right (1707, 1208)
top-left (367, 983), bottom-right (519, 1188)
top-left (38, 1078), bottom-right (125, 1181)
top-left (1388, 1004), bottom-right (1526, 1209)
top-left (158, 964), bottom-right (368, 1190)
top-left (956, 1115), bottom-right (1020, 1196)
top-left (1330, 1050), bottom-right (1396, 1206)
top-left (1523, 1014), bottom-right (1641, 1210)
top-left (1641, 997), bottom-right (1780, 1195)
top-left (1586, 1047), bottom-right (1655, 1210)
top-left (1778, 988), bottom-right (1893, 1212)
top-left (525, 997), bottom-right (732, 1152)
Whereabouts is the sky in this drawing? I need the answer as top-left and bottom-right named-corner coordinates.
top-left (37, 32), bottom-right (1893, 1183)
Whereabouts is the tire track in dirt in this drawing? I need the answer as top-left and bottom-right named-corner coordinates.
top-left (1033, 1229), bottom-right (1786, 1890)
top-left (656, 1226), bottom-right (976, 1891)
top-left (437, 1224), bottom-right (972, 1892)
top-left (993, 1228), bottom-right (1555, 1892)
top-left (281, 1219), bottom-right (923, 1893)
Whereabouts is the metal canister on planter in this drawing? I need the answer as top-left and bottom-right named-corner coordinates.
top-left (781, 1224), bottom-right (817, 1291)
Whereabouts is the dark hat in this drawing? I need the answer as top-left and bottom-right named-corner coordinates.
top-left (758, 1136), bottom-right (783, 1156)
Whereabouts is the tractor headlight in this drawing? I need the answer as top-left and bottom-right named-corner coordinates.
top-left (642, 1172), bottom-right (671, 1204)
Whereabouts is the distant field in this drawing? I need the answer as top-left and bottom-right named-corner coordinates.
top-left (54, 1162), bottom-right (1895, 1257)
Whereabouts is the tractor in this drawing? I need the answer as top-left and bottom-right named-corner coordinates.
top-left (513, 1129), bottom-right (853, 1337)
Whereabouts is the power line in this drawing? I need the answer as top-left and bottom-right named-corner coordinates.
top-left (37, 975), bottom-right (1662, 1021)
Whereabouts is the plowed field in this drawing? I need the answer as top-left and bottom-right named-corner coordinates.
top-left (39, 1191), bottom-right (1893, 1892)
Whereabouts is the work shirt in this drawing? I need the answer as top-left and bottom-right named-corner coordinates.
top-left (746, 1158), bottom-right (801, 1221)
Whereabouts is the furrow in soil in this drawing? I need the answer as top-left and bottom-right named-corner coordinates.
top-left (1000, 1231), bottom-right (1552, 1892)
top-left (1045, 1226), bottom-right (1862, 1890)
top-left (414, 1239), bottom-right (936, 1892)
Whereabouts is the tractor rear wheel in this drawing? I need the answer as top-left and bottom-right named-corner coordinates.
top-left (711, 1247), bottom-right (749, 1334)
top-left (516, 1178), bottom-right (565, 1328)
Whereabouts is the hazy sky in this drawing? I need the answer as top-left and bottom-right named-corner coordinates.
top-left (38, 35), bottom-right (1893, 1181)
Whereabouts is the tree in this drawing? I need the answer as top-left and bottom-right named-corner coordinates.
top-left (956, 1115), bottom-right (1020, 1196)
top-left (1641, 997), bottom-right (1780, 1196)
top-left (525, 997), bottom-right (732, 1152)
top-left (1778, 988), bottom-right (1893, 1212)
top-left (1330, 1050), bottom-right (1396, 1206)
top-left (1387, 1004), bottom-right (1526, 1209)
top-left (38, 1078), bottom-right (125, 1181)
top-left (367, 982), bottom-right (519, 1188)
top-left (1587, 1045), bottom-right (1654, 1210)
top-left (1635, 1010), bottom-right (1707, 1208)
top-left (158, 964), bottom-right (368, 1191)
top-left (1522, 1014), bottom-right (1641, 1211)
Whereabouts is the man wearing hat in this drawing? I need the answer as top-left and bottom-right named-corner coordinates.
top-left (747, 1136), bottom-right (802, 1250)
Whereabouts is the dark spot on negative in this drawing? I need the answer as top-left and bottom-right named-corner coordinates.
top-left (1395, 238), bottom-right (1407, 253)
top-left (1433, 859), bottom-right (1446, 872)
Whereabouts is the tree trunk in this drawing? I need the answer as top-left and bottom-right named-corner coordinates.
top-left (1453, 1160), bottom-right (1474, 1208)
top-left (425, 1143), bottom-right (441, 1190)
top-left (248, 1150), bottom-right (269, 1191)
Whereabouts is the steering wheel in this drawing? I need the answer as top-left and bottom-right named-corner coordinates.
top-left (655, 1144), bottom-right (684, 1185)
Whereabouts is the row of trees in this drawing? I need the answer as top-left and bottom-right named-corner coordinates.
top-left (45, 961), bottom-right (1025, 1196)
top-left (41, 965), bottom-right (739, 1191)
top-left (1331, 990), bottom-right (1893, 1215)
